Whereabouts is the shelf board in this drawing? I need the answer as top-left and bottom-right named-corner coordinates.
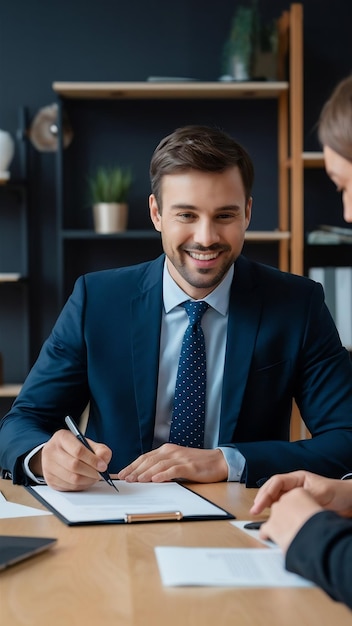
top-left (286, 152), bottom-right (325, 169)
top-left (0, 384), bottom-right (22, 397)
top-left (303, 152), bottom-right (325, 168)
top-left (245, 230), bottom-right (290, 241)
top-left (62, 229), bottom-right (161, 239)
top-left (0, 273), bottom-right (25, 283)
top-left (52, 81), bottom-right (289, 100)
top-left (61, 229), bottom-right (290, 242)
top-left (307, 240), bottom-right (352, 247)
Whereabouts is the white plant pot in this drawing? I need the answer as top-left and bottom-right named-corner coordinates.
top-left (0, 130), bottom-right (15, 180)
top-left (93, 202), bottom-right (128, 233)
top-left (229, 55), bottom-right (249, 80)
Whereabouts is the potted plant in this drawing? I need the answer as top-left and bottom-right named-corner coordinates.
top-left (88, 165), bottom-right (132, 233)
top-left (222, 2), bottom-right (259, 80)
top-left (221, 0), bottom-right (277, 81)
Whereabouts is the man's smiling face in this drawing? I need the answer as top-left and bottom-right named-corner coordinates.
top-left (149, 167), bottom-right (252, 299)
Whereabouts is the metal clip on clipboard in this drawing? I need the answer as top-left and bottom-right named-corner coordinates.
top-left (124, 511), bottom-right (183, 523)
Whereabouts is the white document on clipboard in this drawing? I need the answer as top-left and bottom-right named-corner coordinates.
top-left (27, 480), bottom-right (234, 525)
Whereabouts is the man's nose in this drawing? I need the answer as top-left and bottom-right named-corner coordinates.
top-left (193, 220), bottom-right (220, 247)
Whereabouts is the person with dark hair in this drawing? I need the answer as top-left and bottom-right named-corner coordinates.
top-left (1, 124), bottom-right (352, 493)
top-left (251, 75), bottom-right (352, 609)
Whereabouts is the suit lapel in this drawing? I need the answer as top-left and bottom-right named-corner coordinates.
top-left (131, 257), bottom-right (164, 451)
top-left (219, 256), bottom-right (262, 443)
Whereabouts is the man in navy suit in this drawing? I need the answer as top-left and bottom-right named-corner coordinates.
top-left (1, 125), bottom-right (352, 491)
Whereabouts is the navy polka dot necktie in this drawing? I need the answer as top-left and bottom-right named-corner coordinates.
top-left (169, 300), bottom-right (209, 448)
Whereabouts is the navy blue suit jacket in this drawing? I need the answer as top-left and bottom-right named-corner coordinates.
top-left (1, 254), bottom-right (352, 486)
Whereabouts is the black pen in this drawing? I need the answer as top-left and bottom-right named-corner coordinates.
top-left (243, 521), bottom-right (265, 530)
top-left (65, 415), bottom-right (119, 493)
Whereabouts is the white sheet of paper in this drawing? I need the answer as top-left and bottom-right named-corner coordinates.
top-left (0, 492), bottom-right (51, 519)
top-left (29, 481), bottom-right (229, 523)
top-left (155, 546), bottom-right (314, 587)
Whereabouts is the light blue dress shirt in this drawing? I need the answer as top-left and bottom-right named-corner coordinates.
top-left (153, 260), bottom-right (246, 481)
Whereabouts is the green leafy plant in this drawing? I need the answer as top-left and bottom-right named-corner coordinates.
top-left (88, 166), bottom-right (132, 204)
top-left (222, 0), bottom-right (277, 79)
top-left (222, 2), bottom-right (259, 77)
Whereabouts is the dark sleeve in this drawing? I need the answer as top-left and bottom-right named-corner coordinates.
top-left (286, 510), bottom-right (352, 609)
top-left (0, 276), bottom-right (90, 484)
top-left (235, 281), bottom-right (352, 486)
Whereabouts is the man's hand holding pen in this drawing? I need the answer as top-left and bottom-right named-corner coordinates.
top-left (30, 428), bottom-right (113, 492)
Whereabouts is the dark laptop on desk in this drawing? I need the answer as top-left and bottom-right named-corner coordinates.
top-left (0, 535), bottom-right (57, 570)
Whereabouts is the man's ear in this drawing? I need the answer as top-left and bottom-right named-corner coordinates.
top-left (149, 194), bottom-right (162, 232)
top-left (245, 197), bottom-right (252, 229)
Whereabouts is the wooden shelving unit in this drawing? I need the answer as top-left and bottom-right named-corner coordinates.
top-left (52, 78), bottom-right (293, 301)
top-left (52, 6), bottom-right (307, 286)
top-left (53, 4), bottom-right (310, 440)
top-left (278, 4), bottom-right (329, 439)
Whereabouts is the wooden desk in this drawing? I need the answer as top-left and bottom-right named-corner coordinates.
top-left (1, 480), bottom-right (351, 625)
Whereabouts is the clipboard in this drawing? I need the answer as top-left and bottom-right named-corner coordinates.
top-left (26, 480), bottom-right (235, 526)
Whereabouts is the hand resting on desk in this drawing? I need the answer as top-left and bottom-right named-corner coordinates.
top-left (30, 434), bottom-right (227, 491)
top-left (256, 488), bottom-right (323, 553)
top-left (250, 470), bottom-right (352, 517)
top-left (250, 470), bottom-right (352, 553)
top-left (117, 443), bottom-right (227, 484)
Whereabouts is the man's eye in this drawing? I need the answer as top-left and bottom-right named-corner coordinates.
top-left (178, 213), bottom-right (195, 219)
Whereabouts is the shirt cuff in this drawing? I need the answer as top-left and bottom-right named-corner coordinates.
top-left (23, 443), bottom-right (47, 484)
top-left (217, 446), bottom-right (246, 482)
top-left (341, 472), bottom-right (352, 480)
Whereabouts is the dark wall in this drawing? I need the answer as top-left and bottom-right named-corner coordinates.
top-left (0, 0), bottom-right (352, 369)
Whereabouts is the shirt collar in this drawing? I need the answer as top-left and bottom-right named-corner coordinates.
top-left (163, 259), bottom-right (233, 316)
